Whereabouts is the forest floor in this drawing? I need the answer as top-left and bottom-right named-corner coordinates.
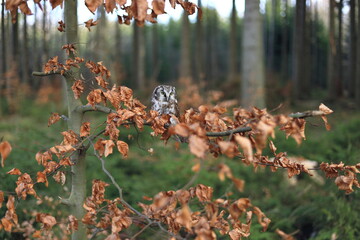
top-left (1, 100), bottom-right (360, 239)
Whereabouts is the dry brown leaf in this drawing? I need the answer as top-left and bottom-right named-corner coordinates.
top-left (231, 177), bottom-right (245, 192)
top-left (84, 19), bottom-right (98, 31)
top-left (189, 135), bottom-right (208, 159)
top-left (0, 141), bottom-right (12, 167)
top-left (49, 0), bottom-right (64, 9)
top-left (116, 141), bottom-right (129, 158)
top-left (68, 215), bottom-right (78, 231)
top-left (80, 122), bottom-right (91, 137)
top-left (48, 113), bottom-right (61, 127)
top-left (53, 171), bottom-right (66, 185)
top-left (152, 0), bottom-right (165, 15)
top-left (218, 141), bottom-right (236, 158)
top-left (234, 135), bottom-right (253, 164)
top-left (217, 163), bottom-right (233, 181)
top-left (276, 228), bottom-right (296, 240)
top-left (0, 191), bottom-right (4, 208)
top-left (71, 80), bottom-right (84, 99)
top-left (103, 140), bottom-right (115, 157)
top-left (85, 0), bottom-right (103, 14)
top-left (7, 168), bottom-right (22, 175)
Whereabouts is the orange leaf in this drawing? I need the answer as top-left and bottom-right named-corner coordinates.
top-left (189, 135), bottom-right (208, 159)
top-left (0, 191), bottom-right (4, 208)
top-left (48, 112), bottom-right (61, 127)
top-left (234, 135), bottom-right (253, 164)
top-left (49, 0), bottom-right (64, 9)
top-left (19, 2), bottom-right (32, 14)
top-left (0, 141), bottom-right (12, 167)
top-left (191, 162), bottom-right (201, 172)
top-left (116, 141), bottom-right (129, 158)
top-left (276, 229), bottom-right (296, 240)
top-left (7, 168), bottom-right (22, 175)
top-left (85, 0), bottom-right (103, 14)
top-left (103, 140), bottom-right (115, 157)
top-left (80, 122), bottom-right (91, 137)
top-left (218, 141), bottom-right (236, 158)
top-left (231, 177), bottom-right (245, 192)
top-left (152, 0), bottom-right (165, 15)
top-left (37, 171), bottom-right (48, 187)
top-left (1, 218), bottom-right (12, 232)
top-left (319, 103), bottom-right (333, 115)
top-left (84, 19), bottom-right (98, 31)
top-left (71, 80), bottom-right (84, 99)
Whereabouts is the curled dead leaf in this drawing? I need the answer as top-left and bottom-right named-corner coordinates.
top-left (0, 141), bottom-right (12, 168)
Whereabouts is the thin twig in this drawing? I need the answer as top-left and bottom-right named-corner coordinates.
top-left (77, 104), bottom-right (117, 114)
top-left (206, 126), bottom-right (252, 137)
top-left (288, 110), bottom-right (326, 118)
top-left (130, 222), bottom-right (152, 240)
top-left (32, 71), bottom-right (61, 76)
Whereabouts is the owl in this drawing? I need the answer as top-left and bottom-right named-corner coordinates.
top-left (151, 85), bottom-right (180, 125)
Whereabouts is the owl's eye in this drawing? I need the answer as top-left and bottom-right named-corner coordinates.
top-left (161, 90), bottom-right (166, 95)
top-left (170, 92), bottom-right (174, 96)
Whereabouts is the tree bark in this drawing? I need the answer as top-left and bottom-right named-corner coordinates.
top-left (1, 0), bottom-right (6, 76)
top-left (23, 15), bottom-right (30, 85)
top-left (336, 0), bottom-right (343, 97)
top-left (133, 22), bottom-right (145, 91)
top-left (180, 11), bottom-right (191, 79)
top-left (356, 0), bottom-right (360, 105)
top-left (241, 0), bottom-right (265, 108)
top-left (280, 0), bottom-right (288, 84)
top-left (195, 0), bottom-right (204, 82)
top-left (293, 0), bottom-right (306, 100)
top-left (348, 0), bottom-right (356, 97)
top-left (328, 0), bottom-right (336, 100)
top-left (151, 23), bottom-right (159, 84)
top-left (228, 0), bottom-right (237, 83)
top-left (64, 0), bottom-right (87, 239)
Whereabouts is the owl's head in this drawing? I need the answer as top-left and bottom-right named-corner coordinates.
top-left (152, 85), bottom-right (177, 103)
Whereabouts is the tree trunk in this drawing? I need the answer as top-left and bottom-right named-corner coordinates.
top-left (23, 15), bottom-right (30, 85)
top-left (241, 0), bottom-right (265, 108)
top-left (64, 0), bottom-right (87, 239)
top-left (195, 0), bottom-right (204, 82)
top-left (133, 22), bottom-right (145, 91)
top-left (280, 0), bottom-right (288, 84)
top-left (228, 0), bottom-right (237, 83)
top-left (356, 0), bottom-right (360, 105)
top-left (180, 12), bottom-right (191, 79)
top-left (151, 23), bottom-right (159, 84)
top-left (328, 0), bottom-right (336, 100)
top-left (1, 0), bottom-right (6, 76)
top-left (348, 0), bottom-right (356, 98)
top-left (267, 0), bottom-right (277, 72)
top-left (336, 0), bottom-right (343, 97)
top-left (293, 0), bottom-right (306, 100)
top-left (42, 3), bottom-right (49, 66)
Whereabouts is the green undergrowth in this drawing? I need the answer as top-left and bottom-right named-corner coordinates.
top-left (1, 102), bottom-right (360, 239)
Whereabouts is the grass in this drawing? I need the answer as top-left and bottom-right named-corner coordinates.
top-left (1, 100), bottom-right (360, 239)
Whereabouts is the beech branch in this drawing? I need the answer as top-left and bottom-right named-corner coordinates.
top-left (206, 126), bottom-right (252, 137)
top-left (288, 110), bottom-right (328, 118)
top-left (77, 104), bottom-right (117, 114)
top-left (32, 70), bottom-right (62, 76)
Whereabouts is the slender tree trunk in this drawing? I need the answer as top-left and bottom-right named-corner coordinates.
top-left (64, 0), bottom-right (87, 239)
top-left (151, 23), bottom-right (159, 84)
top-left (241, 0), bottom-right (265, 108)
top-left (293, 0), bottom-right (306, 100)
top-left (195, 0), bottom-right (204, 82)
top-left (12, 11), bottom-right (19, 65)
top-left (180, 12), bottom-right (191, 79)
top-left (281, 0), bottom-right (288, 84)
top-left (268, 0), bottom-right (277, 72)
top-left (336, 0), bottom-right (343, 97)
top-left (114, 22), bottom-right (122, 85)
top-left (1, 0), bottom-right (6, 76)
top-left (356, 0), bottom-right (360, 105)
top-left (42, 3), bottom-right (49, 66)
top-left (23, 15), bottom-right (30, 85)
top-left (328, 0), bottom-right (336, 99)
top-left (228, 0), bottom-right (237, 83)
top-left (349, 0), bottom-right (356, 98)
top-left (133, 22), bottom-right (145, 91)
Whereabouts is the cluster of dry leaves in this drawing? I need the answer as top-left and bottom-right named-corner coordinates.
top-left (1, 53), bottom-right (360, 239)
top-left (6, 0), bottom-right (200, 27)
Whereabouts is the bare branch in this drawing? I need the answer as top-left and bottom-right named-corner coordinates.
top-left (206, 126), bottom-right (252, 137)
top-left (289, 110), bottom-right (327, 118)
top-left (32, 71), bottom-right (61, 76)
top-left (77, 104), bottom-right (117, 114)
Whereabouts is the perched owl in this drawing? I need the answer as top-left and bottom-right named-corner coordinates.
top-left (151, 85), bottom-right (180, 125)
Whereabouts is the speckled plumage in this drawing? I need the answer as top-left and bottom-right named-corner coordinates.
top-left (151, 85), bottom-right (180, 124)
